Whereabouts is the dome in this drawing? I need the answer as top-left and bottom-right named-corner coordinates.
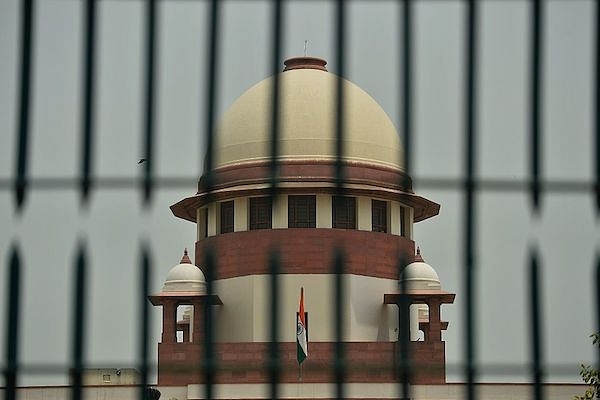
top-left (162, 249), bottom-right (206, 294)
top-left (214, 57), bottom-right (404, 170)
top-left (400, 248), bottom-right (441, 290)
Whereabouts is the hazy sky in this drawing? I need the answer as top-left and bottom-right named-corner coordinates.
top-left (0, 0), bottom-right (598, 385)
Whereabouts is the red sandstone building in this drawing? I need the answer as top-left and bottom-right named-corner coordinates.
top-left (149, 56), bottom-right (456, 397)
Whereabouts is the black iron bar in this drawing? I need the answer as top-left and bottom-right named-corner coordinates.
top-left (0, 176), bottom-right (596, 193)
top-left (334, 0), bottom-right (346, 191)
top-left (401, 0), bottom-right (413, 179)
top-left (201, 1), bottom-right (221, 395)
top-left (397, 253), bottom-right (411, 400)
top-left (333, 249), bottom-right (345, 400)
top-left (200, 0), bottom-right (221, 200)
top-left (398, 6), bottom-right (414, 395)
top-left (268, 0), bottom-right (283, 196)
top-left (4, 246), bottom-right (22, 400)
top-left (530, 0), bottom-right (543, 213)
top-left (268, 251), bottom-right (281, 399)
top-left (138, 245), bottom-right (151, 400)
top-left (529, 249), bottom-right (544, 400)
top-left (14, 0), bottom-right (34, 212)
top-left (203, 247), bottom-right (216, 400)
top-left (595, 0), bottom-right (600, 215)
top-left (71, 242), bottom-right (88, 400)
top-left (80, 0), bottom-right (97, 206)
top-left (333, 1), bottom-right (347, 394)
top-left (142, 0), bottom-right (158, 207)
top-left (464, 0), bottom-right (478, 399)
top-left (596, 254), bottom-right (600, 383)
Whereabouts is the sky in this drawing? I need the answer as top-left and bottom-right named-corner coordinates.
top-left (0, 0), bottom-right (598, 385)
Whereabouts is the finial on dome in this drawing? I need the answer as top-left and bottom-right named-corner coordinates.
top-left (180, 248), bottom-right (192, 264)
top-left (283, 56), bottom-right (328, 72)
top-left (414, 246), bottom-right (424, 263)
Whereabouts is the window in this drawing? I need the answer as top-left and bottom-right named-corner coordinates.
top-left (250, 197), bottom-right (272, 230)
top-left (220, 201), bottom-right (234, 234)
top-left (372, 200), bottom-right (388, 233)
top-left (288, 195), bottom-right (316, 228)
top-left (332, 196), bottom-right (356, 229)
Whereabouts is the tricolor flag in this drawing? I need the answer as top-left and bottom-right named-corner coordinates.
top-left (296, 287), bottom-right (308, 364)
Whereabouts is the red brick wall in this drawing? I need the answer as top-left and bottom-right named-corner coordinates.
top-left (195, 229), bottom-right (415, 280)
top-left (157, 341), bottom-right (446, 386)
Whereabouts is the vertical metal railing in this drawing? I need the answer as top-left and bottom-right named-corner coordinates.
top-left (4, 247), bottom-right (21, 400)
top-left (70, 243), bottom-right (88, 400)
top-left (14, 0), bottom-right (34, 212)
top-left (463, 1), bottom-right (478, 400)
top-left (267, 0), bottom-right (284, 398)
top-left (2, 1), bottom-right (600, 400)
top-left (80, 0), bottom-right (97, 206)
top-left (398, 3), bottom-right (413, 399)
top-left (201, 0), bottom-right (221, 397)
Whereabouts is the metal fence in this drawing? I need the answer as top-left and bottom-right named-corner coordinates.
top-left (1, 0), bottom-right (599, 400)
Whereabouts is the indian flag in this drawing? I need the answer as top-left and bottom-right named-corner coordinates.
top-left (296, 287), bottom-right (308, 364)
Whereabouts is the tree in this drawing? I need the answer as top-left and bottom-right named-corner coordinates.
top-left (575, 333), bottom-right (600, 400)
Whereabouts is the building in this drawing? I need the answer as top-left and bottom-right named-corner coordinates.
top-left (151, 55), bottom-right (455, 396)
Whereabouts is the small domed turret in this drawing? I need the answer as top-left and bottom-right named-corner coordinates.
top-left (162, 249), bottom-right (206, 294)
top-left (400, 247), bottom-right (441, 290)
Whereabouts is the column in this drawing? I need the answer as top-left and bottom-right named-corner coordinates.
top-left (162, 299), bottom-right (177, 343)
top-left (426, 298), bottom-right (442, 342)
top-left (192, 301), bottom-right (204, 344)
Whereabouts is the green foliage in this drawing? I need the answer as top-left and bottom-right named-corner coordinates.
top-left (574, 333), bottom-right (600, 400)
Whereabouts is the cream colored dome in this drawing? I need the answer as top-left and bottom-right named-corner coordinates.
top-left (400, 248), bottom-right (441, 290)
top-left (215, 57), bottom-right (404, 170)
top-left (162, 249), bottom-right (206, 294)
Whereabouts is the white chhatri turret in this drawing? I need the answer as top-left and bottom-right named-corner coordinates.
top-left (400, 247), bottom-right (441, 290)
top-left (162, 248), bottom-right (206, 294)
top-left (400, 247), bottom-right (442, 340)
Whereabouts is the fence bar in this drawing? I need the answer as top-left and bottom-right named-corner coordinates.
top-left (401, 0), bottom-right (413, 177)
top-left (463, 0), bottom-right (478, 399)
top-left (14, 0), bottom-right (34, 212)
top-left (529, 249), bottom-right (544, 400)
top-left (399, 19), bottom-right (414, 397)
top-left (334, 0), bottom-right (346, 189)
top-left (268, 0), bottom-right (283, 194)
top-left (4, 246), bottom-right (22, 400)
top-left (268, 251), bottom-right (281, 399)
top-left (137, 245), bottom-right (151, 400)
top-left (203, 247), bottom-right (216, 400)
top-left (141, 0), bottom-right (157, 206)
top-left (200, 0), bottom-right (221, 196)
top-left (397, 254), bottom-right (411, 400)
top-left (594, 1), bottom-right (600, 216)
top-left (596, 253), bottom-right (600, 375)
top-left (80, 0), bottom-right (97, 206)
top-left (1, 176), bottom-right (596, 193)
top-left (530, 0), bottom-right (543, 213)
top-left (333, 250), bottom-right (345, 400)
top-left (71, 243), bottom-right (88, 400)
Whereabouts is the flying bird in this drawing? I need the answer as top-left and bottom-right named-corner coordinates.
top-left (138, 158), bottom-right (147, 164)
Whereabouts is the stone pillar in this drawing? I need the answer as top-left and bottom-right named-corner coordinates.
top-left (427, 298), bottom-right (442, 342)
top-left (182, 324), bottom-right (190, 342)
top-left (162, 299), bottom-right (177, 343)
top-left (192, 301), bottom-right (204, 344)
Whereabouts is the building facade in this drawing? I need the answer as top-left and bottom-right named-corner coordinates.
top-left (149, 57), bottom-right (455, 395)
